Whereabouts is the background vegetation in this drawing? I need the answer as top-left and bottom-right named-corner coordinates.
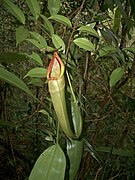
top-left (0, 0), bottom-right (135, 179)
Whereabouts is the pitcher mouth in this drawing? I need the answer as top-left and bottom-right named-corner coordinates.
top-left (47, 52), bottom-right (64, 80)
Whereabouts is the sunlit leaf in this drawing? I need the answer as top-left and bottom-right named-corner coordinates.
top-left (3, 0), bottom-right (25, 24)
top-left (0, 67), bottom-right (34, 97)
top-left (48, 0), bottom-right (61, 15)
top-left (29, 144), bottom-right (66, 180)
top-left (49, 15), bottom-right (72, 27)
top-left (16, 26), bottom-right (29, 46)
top-left (26, 0), bottom-right (40, 20)
top-left (78, 26), bottom-right (99, 38)
top-left (40, 15), bottom-right (54, 35)
top-left (52, 34), bottom-right (65, 52)
top-left (109, 66), bottom-right (125, 88)
top-left (24, 68), bottom-right (47, 78)
top-left (73, 38), bottom-right (95, 51)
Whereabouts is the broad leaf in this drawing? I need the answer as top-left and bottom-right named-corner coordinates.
top-left (29, 144), bottom-right (66, 180)
top-left (28, 52), bottom-right (43, 66)
top-left (73, 38), bottom-right (95, 51)
top-left (29, 32), bottom-right (47, 47)
top-left (99, 46), bottom-right (117, 57)
top-left (28, 78), bottom-right (43, 87)
top-left (2, 0), bottom-right (25, 24)
top-left (67, 139), bottom-right (83, 180)
top-left (109, 66), bottom-right (125, 88)
top-left (26, 39), bottom-right (46, 49)
top-left (52, 34), bottom-right (65, 52)
top-left (40, 15), bottom-right (54, 35)
top-left (78, 26), bottom-right (99, 38)
top-left (24, 68), bottom-right (47, 78)
top-left (49, 15), bottom-right (72, 27)
top-left (26, 0), bottom-right (40, 20)
top-left (0, 67), bottom-right (34, 97)
top-left (48, 0), bottom-right (61, 15)
top-left (123, 47), bottom-right (135, 54)
top-left (16, 26), bottom-right (28, 46)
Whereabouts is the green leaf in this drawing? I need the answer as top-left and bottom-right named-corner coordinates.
top-left (73, 38), bottom-right (95, 51)
top-left (97, 147), bottom-right (135, 156)
top-left (26, 0), bottom-right (40, 20)
top-left (99, 46), bottom-right (117, 56)
top-left (40, 15), bottom-right (54, 35)
top-left (67, 139), bottom-right (83, 180)
top-left (26, 39), bottom-right (46, 49)
top-left (109, 66), bottom-right (125, 88)
top-left (28, 52), bottom-right (43, 66)
top-left (0, 67), bottom-right (34, 97)
top-left (2, 0), bottom-right (25, 24)
top-left (16, 26), bottom-right (29, 46)
top-left (49, 15), bottom-right (72, 27)
top-left (24, 68), bottom-right (47, 78)
top-left (123, 47), bottom-right (135, 54)
top-left (52, 34), bottom-right (65, 52)
top-left (29, 144), bottom-right (66, 180)
top-left (71, 99), bottom-right (82, 138)
top-left (78, 26), bottom-right (99, 38)
top-left (29, 32), bottom-right (47, 47)
top-left (0, 52), bottom-right (29, 64)
top-left (113, 8), bottom-right (121, 33)
top-left (28, 78), bottom-right (43, 87)
top-left (48, 0), bottom-right (61, 15)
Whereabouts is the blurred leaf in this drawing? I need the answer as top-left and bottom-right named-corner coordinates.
top-left (26, 0), bottom-right (40, 20)
top-left (24, 68), bottom-right (47, 78)
top-left (28, 52), bottom-right (43, 66)
top-left (109, 66), bottom-right (125, 88)
top-left (0, 52), bottom-right (29, 64)
top-left (99, 46), bottom-right (117, 56)
top-left (40, 15), bottom-right (54, 35)
top-left (123, 47), bottom-right (135, 54)
top-left (52, 34), bottom-right (65, 52)
top-left (49, 15), bottom-right (72, 27)
top-left (73, 38), bottom-right (95, 51)
top-left (29, 144), bottom-right (66, 180)
top-left (0, 67), bottom-right (34, 97)
top-left (78, 26), bottom-right (99, 38)
top-left (113, 8), bottom-right (121, 33)
top-left (28, 78), bottom-right (43, 87)
top-left (2, 0), bottom-right (25, 24)
top-left (16, 26), bottom-right (29, 46)
top-left (114, 0), bottom-right (127, 17)
top-left (48, 0), bottom-right (61, 15)
top-left (67, 139), bottom-right (83, 180)
top-left (97, 147), bottom-right (135, 156)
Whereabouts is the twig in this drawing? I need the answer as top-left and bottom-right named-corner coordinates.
top-left (65, 0), bottom-right (86, 57)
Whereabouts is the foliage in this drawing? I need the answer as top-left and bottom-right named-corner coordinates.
top-left (0, 0), bottom-right (135, 179)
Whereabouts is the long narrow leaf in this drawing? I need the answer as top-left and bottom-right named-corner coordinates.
top-left (0, 67), bottom-right (34, 98)
top-left (67, 139), bottom-right (83, 180)
top-left (3, 0), bottom-right (25, 24)
top-left (26, 0), bottom-right (40, 20)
